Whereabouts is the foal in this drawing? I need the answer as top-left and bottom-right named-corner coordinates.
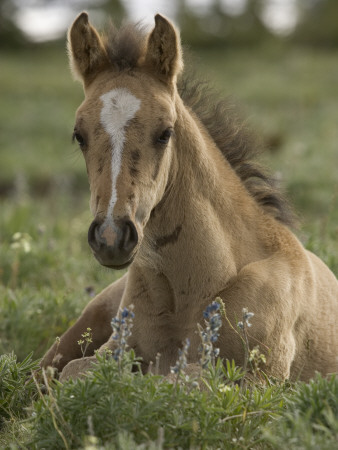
top-left (41, 12), bottom-right (338, 381)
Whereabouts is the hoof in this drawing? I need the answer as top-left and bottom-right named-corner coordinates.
top-left (59, 356), bottom-right (97, 382)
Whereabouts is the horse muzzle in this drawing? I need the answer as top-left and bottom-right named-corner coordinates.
top-left (88, 218), bottom-right (138, 269)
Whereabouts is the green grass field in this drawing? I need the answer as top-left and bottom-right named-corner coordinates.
top-left (0, 42), bottom-right (337, 448)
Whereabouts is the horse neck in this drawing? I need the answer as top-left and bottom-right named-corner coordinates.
top-left (135, 95), bottom-right (273, 308)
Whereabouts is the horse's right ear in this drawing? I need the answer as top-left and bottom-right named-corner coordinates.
top-left (68, 12), bottom-right (109, 86)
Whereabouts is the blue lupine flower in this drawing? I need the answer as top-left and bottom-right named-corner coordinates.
top-left (110, 305), bottom-right (135, 366)
top-left (203, 301), bottom-right (220, 319)
top-left (198, 301), bottom-right (222, 369)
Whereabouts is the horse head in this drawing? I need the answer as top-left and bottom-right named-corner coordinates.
top-left (69, 13), bottom-right (183, 268)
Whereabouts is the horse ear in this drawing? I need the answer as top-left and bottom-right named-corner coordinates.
top-left (144, 14), bottom-right (183, 84)
top-left (68, 12), bottom-right (109, 85)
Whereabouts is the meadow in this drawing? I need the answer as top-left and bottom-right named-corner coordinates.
top-left (0, 42), bottom-right (337, 448)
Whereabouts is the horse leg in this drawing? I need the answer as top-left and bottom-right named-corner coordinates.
top-left (59, 256), bottom-right (299, 382)
top-left (217, 257), bottom-right (299, 380)
top-left (40, 273), bottom-right (127, 373)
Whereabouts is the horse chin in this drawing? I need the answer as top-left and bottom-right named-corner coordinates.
top-left (101, 258), bottom-right (134, 270)
top-left (95, 251), bottom-right (136, 270)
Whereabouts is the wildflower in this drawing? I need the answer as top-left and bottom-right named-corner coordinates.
top-left (249, 345), bottom-right (266, 374)
top-left (10, 232), bottom-right (32, 253)
top-left (238, 307), bottom-right (254, 329)
top-left (203, 301), bottom-right (220, 319)
top-left (219, 383), bottom-right (231, 393)
top-left (216, 297), bottom-right (227, 318)
top-left (78, 327), bottom-right (93, 358)
top-left (111, 305), bottom-right (135, 365)
top-left (237, 307), bottom-right (260, 387)
top-left (171, 338), bottom-right (190, 375)
top-left (198, 301), bottom-right (222, 369)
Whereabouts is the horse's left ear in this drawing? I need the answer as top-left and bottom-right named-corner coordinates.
top-left (144, 14), bottom-right (183, 85)
top-left (68, 12), bottom-right (109, 86)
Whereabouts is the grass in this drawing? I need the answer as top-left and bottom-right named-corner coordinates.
top-left (0, 41), bottom-right (337, 448)
top-left (1, 326), bottom-right (337, 449)
top-left (0, 47), bottom-right (84, 189)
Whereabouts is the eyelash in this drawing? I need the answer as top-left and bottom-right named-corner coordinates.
top-left (72, 131), bottom-right (85, 148)
top-left (157, 128), bottom-right (173, 145)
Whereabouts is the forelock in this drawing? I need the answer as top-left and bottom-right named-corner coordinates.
top-left (103, 21), bottom-right (149, 71)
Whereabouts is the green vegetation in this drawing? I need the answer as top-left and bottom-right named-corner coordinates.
top-left (0, 352), bottom-right (39, 427)
top-left (18, 356), bottom-right (292, 449)
top-left (1, 343), bottom-right (337, 448)
top-left (0, 42), bottom-right (337, 447)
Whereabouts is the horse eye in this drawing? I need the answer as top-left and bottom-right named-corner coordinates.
top-left (72, 131), bottom-right (85, 148)
top-left (157, 128), bottom-right (173, 145)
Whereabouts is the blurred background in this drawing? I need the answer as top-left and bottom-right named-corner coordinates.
top-left (1, 0), bottom-right (337, 203)
top-left (0, 1), bottom-right (337, 358)
top-left (1, 0), bottom-right (338, 203)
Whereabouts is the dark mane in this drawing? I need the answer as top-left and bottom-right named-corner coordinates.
top-left (103, 22), bottom-right (294, 226)
top-left (178, 77), bottom-right (295, 226)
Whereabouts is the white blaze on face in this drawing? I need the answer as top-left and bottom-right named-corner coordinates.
top-left (100, 88), bottom-right (141, 222)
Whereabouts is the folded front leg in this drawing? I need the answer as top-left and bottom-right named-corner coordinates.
top-left (40, 274), bottom-right (126, 372)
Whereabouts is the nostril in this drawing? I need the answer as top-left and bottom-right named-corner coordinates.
top-left (88, 220), bottom-right (101, 251)
top-left (127, 220), bottom-right (138, 245)
top-left (120, 220), bottom-right (138, 252)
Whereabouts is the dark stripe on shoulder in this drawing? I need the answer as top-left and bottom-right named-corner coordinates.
top-left (155, 225), bottom-right (182, 248)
